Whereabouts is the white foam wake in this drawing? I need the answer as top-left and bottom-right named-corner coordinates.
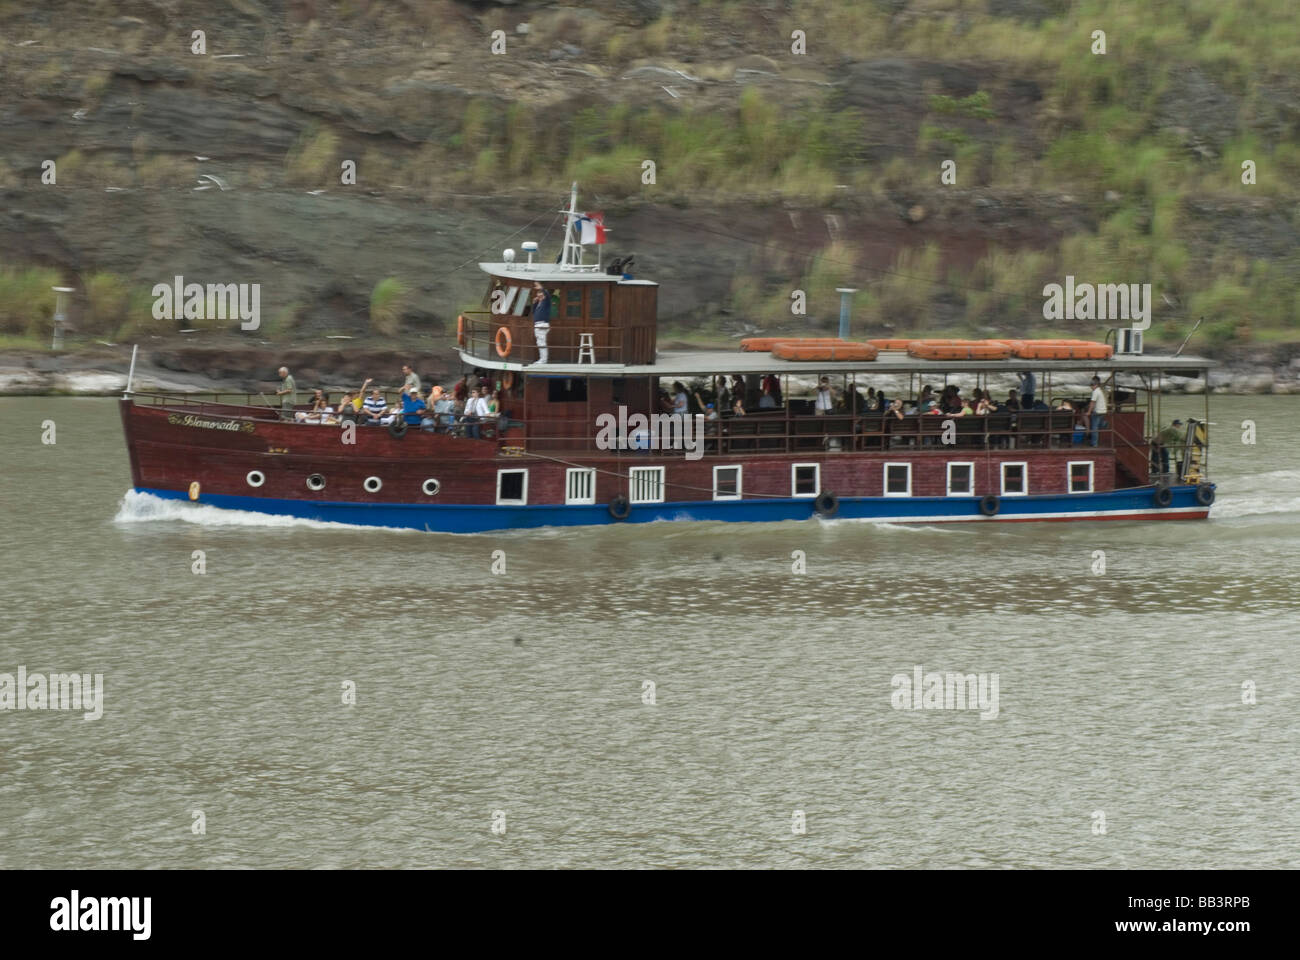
top-left (1209, 470), bottom-right (1300, 520)
top-left (111, 490), bottom-right (408, 533)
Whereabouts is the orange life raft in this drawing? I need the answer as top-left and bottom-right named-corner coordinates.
top-left (770, 341), bottom-right (879, 362)
top-left (906, 340), bottom-right (1012, 361)
top-left (1011, 339), bottom-right (1113, 360)
top-left (741, 337), bottom-right (848, 352)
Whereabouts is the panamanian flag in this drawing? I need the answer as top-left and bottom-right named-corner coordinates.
top-left (579, 211), bottom-right (607, 245)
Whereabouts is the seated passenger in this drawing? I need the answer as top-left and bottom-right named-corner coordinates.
top-left (432, 387), bottom-right (455, 431)
top-left (400, 386), bottom-right (427, 426)
top-left (336, 391), bottom-right (361, 423)
top-left (363, 388), bottom-right (390, 424)
top-left (1005, 389), bottom-right (1021, 412)
top-left (759, 384), bottom-right (778, 409)
top-left (671, 381), bottom-right (689, 416)
top-left (730, 397), bottom-right (746, 417)
top-left (886, 398), bottom-right (905, 420)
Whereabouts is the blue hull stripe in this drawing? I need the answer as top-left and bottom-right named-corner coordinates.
top-left (137, 486), bottom-right (1213, 533)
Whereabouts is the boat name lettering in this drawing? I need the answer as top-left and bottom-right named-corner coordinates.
top-left (167, 414), bottom-right (256, 433)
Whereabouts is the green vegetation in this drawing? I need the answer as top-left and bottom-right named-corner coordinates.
top-left (369, 277), bottom-right (408, 337)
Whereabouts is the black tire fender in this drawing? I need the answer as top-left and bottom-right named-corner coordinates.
top-left (1153, 484), bottom-right (1173, 508)
top-left (387, 419), bottom-right (408, 439)
top-left (814, 490), bottom-right (839, 518)
top-left (1195, 483), bottom-right (1215, 506)
top-left (608, 495), bottom-right (631, 520)
top-left (979, 495), bottom-right (1000, 517)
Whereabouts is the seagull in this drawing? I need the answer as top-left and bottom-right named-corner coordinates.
top-left (196, 173), bottom-right (228, 191)
top-left (306, 189), bottom-right (326, 196)
top-left (72, 108), bottom-right (88, 121)
top-left (18, 40), bottom-right (39, 46)
top-left (194, 155), bottom-right (210, 161)
top-left (105, 186), bottom-right (126, 192)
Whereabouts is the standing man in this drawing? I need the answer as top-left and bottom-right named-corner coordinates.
top-left (1152, 418), bottom-right (1183, 478)
top-left (402, 364), bottom-right (421, 394)
top-left (275, 366), bottom-right (296, 417)
top-left (1086, 375), bottom-right (1108, 447)
top-left (1018, 371), bottom-right (1036, 409)
top-left (815, 377), bottom-right (833, 416)
top-left (530, 282), bottom-right (551, 364)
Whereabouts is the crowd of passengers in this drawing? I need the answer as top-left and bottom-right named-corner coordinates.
top-left (664, 372), bottom-right (1093, 423)
top-left (273, 364), bottom-right (508, 437)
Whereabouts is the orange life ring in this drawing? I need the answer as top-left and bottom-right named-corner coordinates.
top-left (457, 315), bottom-right (466, 347)
top-left (906, 340), bottom-right (1012, 361)
top-left (771, 341), bottom-right (879, 362)
top-left (501, 370), bottom-right (515, 390)
top-left (494, 326), bottom-right (512, 358)
top-left (741, 337), bottom-right (846, 352)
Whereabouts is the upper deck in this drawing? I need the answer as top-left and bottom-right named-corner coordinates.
top-left (457, 346), bottom-right (1215, 379)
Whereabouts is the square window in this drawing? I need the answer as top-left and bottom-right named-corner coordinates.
top-left (629, 466), bottom-right (664, 503)
top-left (884, 462), bottom-right (911, 496)
top-left (713, 466), bottom-right (741, 500)
top-left (1001, 462), bottom-right (1027, 496)
top-left (1068, 461), bottom-right (1093, 493)
top-left (947, 462), bottom-right (974, 496)
top-left (547, 377), bottom-right (588, 402)
top-left (497, 469), bottom-right (527, 505)
top-left (792, 463), bottom-right (819, 497)
top-left (566, 468), bottom-right (595, 504)
top-left (565, 287), bottom-right (583, 319)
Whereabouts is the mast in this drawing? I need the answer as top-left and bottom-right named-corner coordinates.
top-left (558, 181), bottom-right (600, 272)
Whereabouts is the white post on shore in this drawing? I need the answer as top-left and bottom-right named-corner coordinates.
top-left (51, 286), bottom-right (74, 351)
top-left (124, 343), bottom-right (138, 397)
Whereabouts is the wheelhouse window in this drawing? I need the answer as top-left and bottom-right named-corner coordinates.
top-left (497, 469), bottom-right (528, 505)
top-left (565, 287), bottom-right (583, 319)
top-left (547, 377), bottom-right (588, 402)
top-left (629, 466), bottom-right (664, 504)
top-left (884, 462), bottom-right (911, 497)
top-left (791, 463), bottom-right (819, 498)
top-left (566, 468), bottom-right (596, 505)
top-left (1001, 462), bottom-right (1028, 496)
top-left (588, 286), bottom-right (606, 320)
top-left (713, 466), bottom-right (741, 500)
top-left (1068, 461), bottom-right (1094, 493)
top-left (947, 462), bottom-right (975, 496)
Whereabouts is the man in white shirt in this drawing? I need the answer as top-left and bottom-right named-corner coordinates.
top-left (1086, 375), bottom-right (1108, 447)
top-left (814, 377), bottom-right (833, 416)
top-left (463, 386), bottom-right (489, 439)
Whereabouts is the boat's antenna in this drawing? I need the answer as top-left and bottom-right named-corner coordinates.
top-left (123, 343), bottom-right (138, 398)
top-left (1174, 316), bottom-right (1204, 357)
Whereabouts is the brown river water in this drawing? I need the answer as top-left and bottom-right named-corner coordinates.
top-left (0, 395), bottom-right (1297, 868)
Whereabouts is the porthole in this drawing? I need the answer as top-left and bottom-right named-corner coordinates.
top-left (422, 478), bottom-right (441, 496)
top-left (246, 471), bottom-right (265, 488)
top-left (306, 473), bottom-right (326, 491)
top-left (363, 476), bottom-right (383, 493)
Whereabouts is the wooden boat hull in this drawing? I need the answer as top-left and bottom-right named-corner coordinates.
top-left (129, 483), bottom-right (1213, 532)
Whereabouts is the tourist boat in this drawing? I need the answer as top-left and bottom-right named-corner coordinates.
top-left (118, 184), bottom-right (1217, 532)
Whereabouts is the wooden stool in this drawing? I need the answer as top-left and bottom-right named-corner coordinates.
top-left (577, 332), bottom-right (595, 364)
